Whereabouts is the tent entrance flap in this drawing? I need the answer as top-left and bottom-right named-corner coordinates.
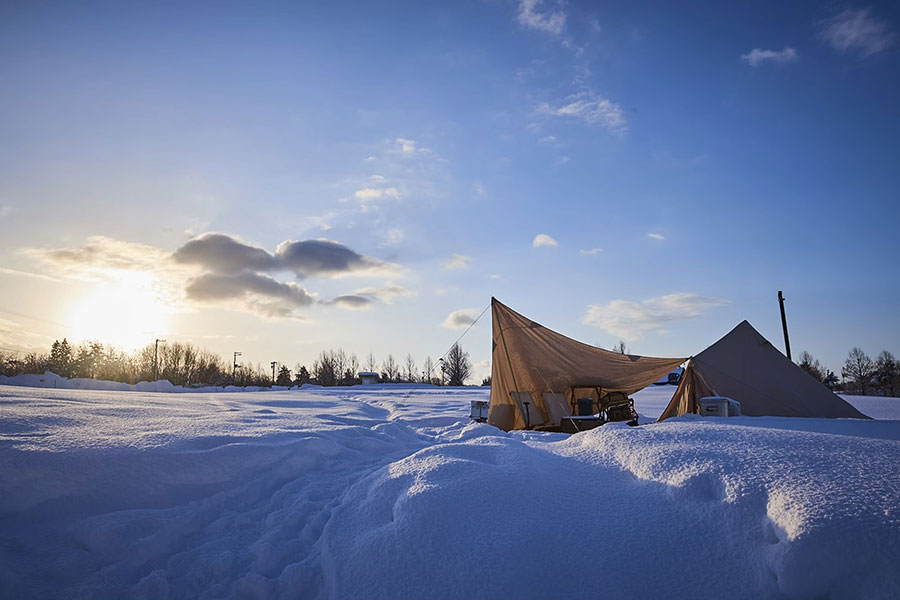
top-left (488, 298), bottom-right (686, 431)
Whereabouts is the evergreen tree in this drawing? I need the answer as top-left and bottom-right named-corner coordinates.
top-left (293, 365), bottom-right (311, 386)
top-left (276, 365), bottom-right (292, 386)
top-left (823, 370), bottom-right (839, 390)
top-left (50, 339), bottom-right (74, 377)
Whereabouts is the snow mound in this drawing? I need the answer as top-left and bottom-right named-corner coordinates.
top-left (1, 384), bottom-right (898, 599)
top-left (321, 419), bottom-right (900, 599)
top-left (0, 371), bottom-right (292, 394)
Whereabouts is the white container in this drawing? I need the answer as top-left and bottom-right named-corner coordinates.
top-left (699, 396), bottom-right (741, 417)
top-left (470, 400), bottom-right (489, 422)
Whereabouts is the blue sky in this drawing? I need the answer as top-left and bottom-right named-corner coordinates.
top-left (1, 0), bottom-right (898, 380)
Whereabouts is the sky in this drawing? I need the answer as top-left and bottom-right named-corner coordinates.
top-left (1, 0), bottom-right (898, 381)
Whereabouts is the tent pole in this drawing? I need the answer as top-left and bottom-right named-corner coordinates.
top-left (496, 301), bottom-right (525, 427)
top-left (778, 290), bottom-right (792, 361)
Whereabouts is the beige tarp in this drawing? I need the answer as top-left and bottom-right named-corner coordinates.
top-left (659, 320), bottom-right (869, 420)
top-left (488, 298), bottom-right (686, 430)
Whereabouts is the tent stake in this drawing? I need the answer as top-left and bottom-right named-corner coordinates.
top-left (778, 290), bottom-right (792, 361)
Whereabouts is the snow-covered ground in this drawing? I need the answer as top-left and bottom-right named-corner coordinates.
top-left (1, 383), bottom-right (899, 599)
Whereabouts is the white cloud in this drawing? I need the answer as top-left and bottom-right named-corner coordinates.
top-left (0, 204), bottom-right (11, 218)
top-left (532, 233), bottom-right (558, 248)
top-left (443, 254), bottom-right (472, 270)
top-left (25, 235), bottom-right (174, 275)
top-left (323, 295), bottom-right (373, 311)
top-left (354, 187), bottom-right (400, 202)
top-left (351, 283), bottom-right (414, 304)
top-left (741, 47), bottom-right (798, 67)
top-left (442, 308), bottom-right (481, 330)
top-left (580, 247), bottom-right (603, 256)
top-left (473, 183), bottom-right (487, 196)
top-left (583, 293), bottom-right (729, 341)
top-left (819, 8), bottom-right (895, 57)
top-left (396, 137), bottom-right (432, 157)
top-left (324, 284), bottom-right (413, 312)
top-left (386, 228), bottom-right (405, 245)
top-left (517, 0), bottom-right (566, 36)
top-left (648, 232), bottom-right (665, 241)
top-left (28, 233), bottom-right (405, 321)
top-left (538, 135), bottom-right (558, 143)
top-left (186, 272), bottom-right (316, 319)
top-left (539, 92), bottom-right (627, 135)
top-left (555, 155), bottom-right (570, 166)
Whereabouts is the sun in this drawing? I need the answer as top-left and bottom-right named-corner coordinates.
top-left (68, 272), bottom-right (170, 351)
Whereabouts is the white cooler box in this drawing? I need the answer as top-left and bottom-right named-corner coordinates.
top-left (470, 400), bottom-right (489, 422)
top-left (698, 396), bottom-right (741, 417)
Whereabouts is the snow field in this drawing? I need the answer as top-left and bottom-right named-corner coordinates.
top-left (1, 384), bottom-right (899, 599)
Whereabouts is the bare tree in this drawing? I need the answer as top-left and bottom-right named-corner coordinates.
top-left (347, 353), bottom-right (360, 383)
top-left (403, 354), bottom-right (417, 383)
top-left (382, 354), bottom-right (399, 382)
top-left (441, 343), bottom-right (472, 386)
top-left (842, 347), bottom-right (876, 395)
top-left (798, 351), bottom-right (825, 383)
top-left (612, 341), bottom-right (628, 354)
top-left (422, 356), bottom-right (435, 385)
top-left (875, 351), bottom-right (899, 397)
top-left (366, 352), bottom-right (378, 373)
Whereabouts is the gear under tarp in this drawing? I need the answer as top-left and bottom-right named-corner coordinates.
top-left (659, 320), bottom-right (869, 421)
top-left (488, 298), bottom-right (686, 431)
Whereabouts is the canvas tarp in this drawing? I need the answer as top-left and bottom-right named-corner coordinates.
top-left (659, 320), bottom-right (869, 420)
top-left (488, 298), bottom-right (686, 431)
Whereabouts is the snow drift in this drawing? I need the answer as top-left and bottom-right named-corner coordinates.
top-left (1, 384), bottom-right (898, 599)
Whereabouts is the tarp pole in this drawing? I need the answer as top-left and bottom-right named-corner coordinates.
top-left (778, 290), bottom-right (792, 361)
top-left (495, 299), bottom-right (525, 426)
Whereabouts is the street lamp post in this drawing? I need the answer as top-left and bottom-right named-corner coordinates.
top-left (233, 351), bottom-right (242, 384)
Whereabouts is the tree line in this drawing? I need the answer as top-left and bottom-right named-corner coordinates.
top-left (799, 347), bottom-right (899, 396)
top-left (3, 337), bottom-right (897, 396)
top-left (0, 338), bottom-right (476, 388)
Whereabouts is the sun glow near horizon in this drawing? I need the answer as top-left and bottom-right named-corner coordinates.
top-left (67, 271), bottom-right (172, 352)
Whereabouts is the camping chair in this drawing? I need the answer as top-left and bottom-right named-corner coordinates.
top-left (601, 391), bottom-right (638, 425)
top-left (560, 387), bottom-right (605, 434)
top-left (569, 386), bottom-right (603, 417)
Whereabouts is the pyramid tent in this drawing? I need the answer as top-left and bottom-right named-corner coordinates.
top-left (659, 320), bottom-right (869, 421)
top-left (489, 298), bottom-right (686, 431)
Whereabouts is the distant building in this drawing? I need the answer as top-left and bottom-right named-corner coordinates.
top-left (358, 371), bottom-right (379, 385)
